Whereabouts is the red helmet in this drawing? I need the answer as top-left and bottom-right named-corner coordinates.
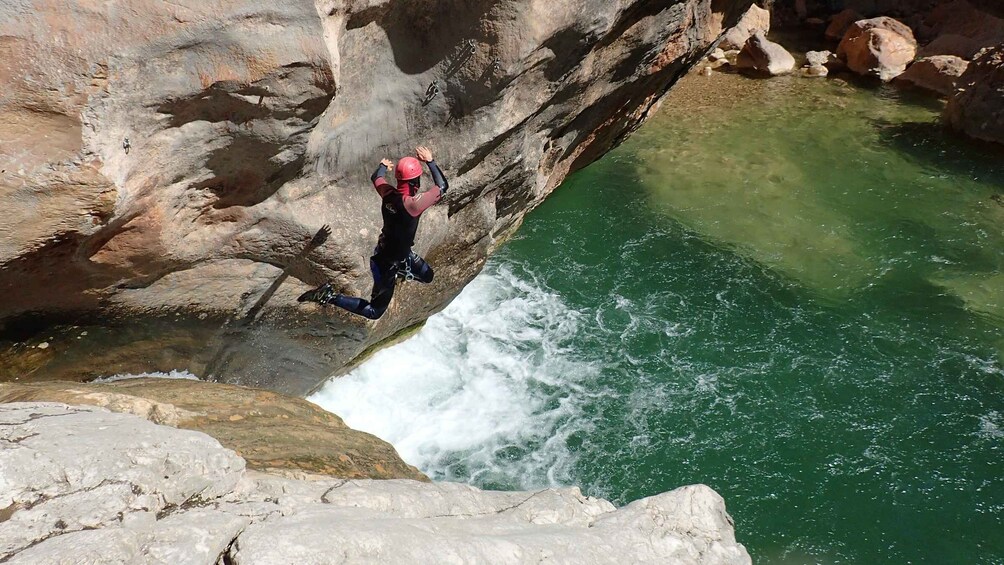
top-left (395, 157), bottom-right (423, 181)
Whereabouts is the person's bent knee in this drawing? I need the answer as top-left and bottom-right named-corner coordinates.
top-left (362, 305), bottom-right (388, 320)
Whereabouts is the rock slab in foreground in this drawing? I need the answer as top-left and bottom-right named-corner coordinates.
top-left (0, 379), bottom-right (426, 481)
top-left (0, 403), bottom-right (751, 564)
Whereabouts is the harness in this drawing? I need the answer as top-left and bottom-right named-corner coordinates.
top-left (395, 256), bottom-right (416, 282)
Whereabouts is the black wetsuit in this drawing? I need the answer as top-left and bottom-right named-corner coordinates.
top-left (330, 161), bottom-right (448, 319)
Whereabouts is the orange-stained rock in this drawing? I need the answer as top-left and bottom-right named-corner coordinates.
top-left (945, 45), bottom-right (1004, 145)
top-left (838, 17), bottom-right (918, 81)
top-left (895, 55), bottom-right (969, 96)
top-left (826, 9), bottom-right (864, 41)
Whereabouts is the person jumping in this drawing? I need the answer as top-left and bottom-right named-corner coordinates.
top-left (297, 146), bottom-right (448, 320)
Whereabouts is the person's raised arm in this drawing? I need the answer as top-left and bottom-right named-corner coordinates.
top-left (427, 160), bottom-right (448, 193)
top-left (372, 158), bottom-right (394, 197)
top-left (404, 146), bottom-right (443, 217)
top-left (415, 146), bottom-right (447, 192)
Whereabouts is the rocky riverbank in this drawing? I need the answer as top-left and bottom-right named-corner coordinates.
top-left (696, 0), bottom-right (1004, 144)
top-left (0, 402), bottom-right (751, 564)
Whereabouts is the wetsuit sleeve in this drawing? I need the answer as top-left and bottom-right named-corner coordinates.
top-left (372, 163), bottom-right (393, 197)
top-left (403, 186), bottom-right (443, 217)
top-left (427, 160), bottom-right (449, 193)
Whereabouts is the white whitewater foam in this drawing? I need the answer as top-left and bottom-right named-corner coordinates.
top-left (92, 369), bottom-right (200, 383)
top-left (309, 263), bottom-right (603, 489)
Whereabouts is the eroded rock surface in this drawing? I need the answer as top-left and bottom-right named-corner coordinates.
top-left (0, 0), bottom-right (754, 395)
top-left (0, 378), bottom-right (426, 480)
top-left (0, 403), bottom-right (751, 564)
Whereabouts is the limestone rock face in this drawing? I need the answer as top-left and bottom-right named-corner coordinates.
top-left (736, 32), bottom-right (797, 76)
top-left (0, 0), bottom-right (754, 395)
top-left (0, 403), bottom-right (752, 564)
top-left (896, 55), bottom-right (969, 95)
top-left (838, 17), bottom-right (918, 81)
top-left (0, 378), bottom-right (426, 480)
top-left (945, 45), bottom-right (1004, 145)
top-left (0, 403), bottom-right (246, 562)
top-left (720, 4), bottom-right (771, 51)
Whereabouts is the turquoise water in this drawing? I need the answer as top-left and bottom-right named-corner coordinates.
top-left (313, 72), bottom-right (1004, 563)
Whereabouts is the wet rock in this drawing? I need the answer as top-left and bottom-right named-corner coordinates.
top-left (0, 0), bottom-right (757, 395)
top-left (826, 9), bottom-right (864, 41)
top-left (895, 55), bottom-right (969, 96)
top-left (0, 378), bottom-right (426, 481)
top-left (802, 65), bottom-right (830, 77)
top-left (736, 33), bottom-right (797, 76)
top-left (945, 45), bottom-right (1004, 144)
top-left (806, 50), bottom-right (836, 67)
top-left (0, 403), bottom-right (752, 564)
top-left (720, 4), bottom-right (772, 51)
top-left (837, 17), bottom-right (918, 81)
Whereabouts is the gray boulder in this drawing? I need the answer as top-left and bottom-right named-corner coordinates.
top-left (737, 33), bottom-right (797, 76)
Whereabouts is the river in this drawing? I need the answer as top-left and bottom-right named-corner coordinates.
top-left (311, 70), bottom-right (1004, 563)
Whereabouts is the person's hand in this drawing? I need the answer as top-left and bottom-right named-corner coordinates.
top-left (380, 158), bottom-right (393, 168)
top-left (416, 146), bottom-right (433, 162)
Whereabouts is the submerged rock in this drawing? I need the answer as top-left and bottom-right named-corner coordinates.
top-left (896, 55), bottom-right (969, 96)
top-left (0, 403), bottom-right (752, 564)
top-left (837, 17), bottom-right (918, 81)
top-left (737, 32), bottom-right (797, 76)
top-left (945, 45), bottom-right (1004, 145)
top-left (0, 0), bottom-right (756, 395)
top-left (0, 378), bottom-right (426, 481)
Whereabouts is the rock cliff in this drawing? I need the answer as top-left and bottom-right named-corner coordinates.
top-left (0, 0), bottom-right (753, 395)
top-left (0, 402), bottom-right (751, 564)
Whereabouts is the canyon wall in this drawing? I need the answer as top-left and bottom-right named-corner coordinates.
top-left (0, 0), bottom-right (753, 394)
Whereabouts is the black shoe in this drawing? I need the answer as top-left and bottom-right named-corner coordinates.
top-left (298, 282), bottom-right (337, 304)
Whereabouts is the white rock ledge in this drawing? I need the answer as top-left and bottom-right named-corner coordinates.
top-left (0, 403), bottom-right (750, 564)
